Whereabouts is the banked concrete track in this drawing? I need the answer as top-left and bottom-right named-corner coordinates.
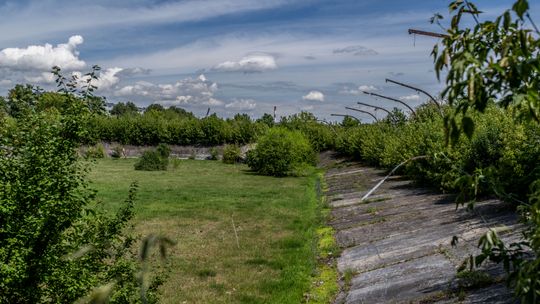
top-left (321, 154), bottom-right (522, 304)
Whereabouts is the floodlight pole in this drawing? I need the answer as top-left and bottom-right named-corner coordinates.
top-left (356, 101), bottom-right (392, 115)
top-left (385, 78), bottom-right (441, 111)
top-left (362, 91), bottom-right (417, 117)
top-left (408, 29), bottom-right (448, 38)
top-left (316, 119), bottom-right (338, 135)
top-left (344, 106), bottom-right (379, 122)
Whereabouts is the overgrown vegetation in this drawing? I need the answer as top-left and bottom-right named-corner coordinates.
top-left (134, 144), bottom-right (170, 171)
top-left (89, 158), bottom-right (323, 303)
top-left (332, 0), bottom-right (540, 302)
top-left (246, 127), bottom-right (317, 176)
top-left (1, 1), bottom-right (539, 302)
top-left (222, 144), bottom-right (242, 164)
top-left (0, 66), bottom-right (163, 303)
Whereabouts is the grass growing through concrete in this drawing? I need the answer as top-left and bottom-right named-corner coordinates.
top-left (87, 158), bottom-right (321, 303)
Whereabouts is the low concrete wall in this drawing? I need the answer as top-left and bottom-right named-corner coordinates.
top-left (81, 143), bottom-right (254, 160)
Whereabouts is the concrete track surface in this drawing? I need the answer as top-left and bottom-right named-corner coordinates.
top-left (321, 153), bottom-right (521, 304)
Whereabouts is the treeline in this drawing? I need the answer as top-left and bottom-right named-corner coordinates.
top-left (0, 84), bottom-right (339, 148)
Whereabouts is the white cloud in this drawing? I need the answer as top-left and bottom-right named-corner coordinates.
top-left (302, 91), bottom-right (325, 102)
top-left (24, 71), bottom-right (55, 84)
top-left (0, 79), bottom-right (12, 86)
top-left (71, 67), bottom-right (124, 90)
top-left (399, 94), bottom-right (420, 101)
top-left (117, 67), bottom-right (151, 77)
top-left (358, 85), bottom-right (378, 91)
top-left (213, 54), bottom-right (277, 73)
top-left (115, 74), bottom-right (223, 106)
top-left (0, 35), bottom-right (85, 71)
top-left (225, 98), bottom-right (257, 111)
top-left (94, 67), bottom-right (123, 90)
top-left (340, 84), bottom-right (378, 95)
top-left (0, 1), bottom-right (291, 44)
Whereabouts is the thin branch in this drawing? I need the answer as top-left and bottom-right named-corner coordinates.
top-left (526, 13), bottom-right (540, 35)
top-left (464, 0), bottom-right (480, 25)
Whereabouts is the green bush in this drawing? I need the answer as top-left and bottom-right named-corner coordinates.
top-left (85, 143), bottom-right (106, 159)
top-left (247, 127), bottom-right (316, 176)
top-left (110, 145), bottom-right (124, 159)
top-left (222, 144), bottom-right (241, 164)
top-left (209, 147), bottom-right (219, 160)
top-left (156, 143), bottom-right (171, 158)
top-left (134, 149), bottom-right (168, 171)
top-left (0, 67), bottom-right (161, 303)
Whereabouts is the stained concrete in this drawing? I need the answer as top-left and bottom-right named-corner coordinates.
top-left (322, 154), bottom-right (521, 304)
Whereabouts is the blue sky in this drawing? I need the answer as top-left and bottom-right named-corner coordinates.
top-left (0, 0), bottom-right (537, 121)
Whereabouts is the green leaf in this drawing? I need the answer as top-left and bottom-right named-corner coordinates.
top-left (512, 0), bottom-right (529, 18)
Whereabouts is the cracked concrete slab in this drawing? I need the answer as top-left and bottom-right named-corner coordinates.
top-left (322, 155), bottom-right (521, 304)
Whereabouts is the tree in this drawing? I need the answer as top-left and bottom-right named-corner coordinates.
top-left (145, 103), bottom-right (165, 113)
top-left (341, 115), bottom-right (359, 128)
top-left (86, 96), bottom-right (107, 115)
top-left (433, 0), bottom-right (540, 140)
top-left (433, 1), bottom-right (540, 301)
top-left (0, 96), bottom-right (7, 115)
top-left (0, 67), bottom-right (163, 303)
top-left (6, 84), bottom-right (41, 118)
top-left (110, 101), bottom-right (139, 116)
top-left (165, 106), bottom-right (193, 118)
top-left (257, 113), bottom-right (275, 127)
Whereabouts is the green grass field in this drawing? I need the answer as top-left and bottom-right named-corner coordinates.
top-left (87, 158), bottom-right (321, 303)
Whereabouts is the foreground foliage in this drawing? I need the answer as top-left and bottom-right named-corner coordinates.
top-left (337, 0), bottom-right (540, 301)
top-left (0, 70), bottom-right (156, 303)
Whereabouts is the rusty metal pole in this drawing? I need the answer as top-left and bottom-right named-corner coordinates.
top-left (344, 106), bottom-right (379, 122)
top-left (356, 101), bottom-right (392, 115)
top-left (385, 78), bottom-right (442, 111)
top-left (407, 29), bottom-right (448, 38)
top-left (362, 91), bottom-right (417, 117)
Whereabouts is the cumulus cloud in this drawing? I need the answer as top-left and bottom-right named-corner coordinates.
top-left (24, 72), bottom-right (56, 84)
top-left (0, 79), bottom-right (12, 86)
top-left (302, 91), bottom-right (325, 102)
top-left (340, 84), bottom-right (378, 95)
top-left (213, 54), bottom-right (277, 73)
top-left (333, 45), bottom-right (378, 56)
top-left (399, 94), bottom-right (420, 101)
top-left (115, 74), bottom-right (223, 106)
top-left (358, 85), bottom-right (378, 91)
top-left (71, 67), bottom-right (124, 90)
top-left (117, 67), bottom-right (151, 77)
top-left (225, 98), bottom-right (257, 111)
top-left (0, 35), bottom-right (85, 71)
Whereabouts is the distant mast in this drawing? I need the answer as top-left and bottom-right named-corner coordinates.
top-left (273, 106), bottom-right (277, 122)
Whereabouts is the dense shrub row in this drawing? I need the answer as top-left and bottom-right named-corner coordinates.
top-left (86, 112), bottom-right (268, 146)
top-left (336, 104), bottom-right (540, 205)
